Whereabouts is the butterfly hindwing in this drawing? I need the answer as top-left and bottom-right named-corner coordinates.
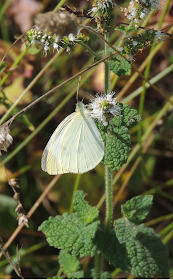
top-left (41, 102), bottom-right (104, 174)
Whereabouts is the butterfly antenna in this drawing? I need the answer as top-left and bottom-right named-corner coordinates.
top-left (76, 76), bottom-right (81, 102)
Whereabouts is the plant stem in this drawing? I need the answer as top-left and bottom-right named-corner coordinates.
top-left (105, 166), bottom-right (113, 233)
top-left (104, 32), bottom-right (113, 232)
top-left (70, 174), bottom-right (81, 213)
top-left (95, 32), bottom-right (113, 279)
top-left (104, 33), bottom-right (111, 94)
top-left (95, 253), bottom-right (103, 278)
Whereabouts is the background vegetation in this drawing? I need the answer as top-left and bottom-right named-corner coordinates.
top-left (0, 0), bottom-right (173, 278)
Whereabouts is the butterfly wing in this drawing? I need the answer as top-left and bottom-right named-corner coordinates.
top-left (60, 106), bottom-right (104, 173)
top-left (41, 112), bottom-right (77, 174)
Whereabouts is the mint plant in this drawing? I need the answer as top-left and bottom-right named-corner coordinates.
top-left (0, 0), bottom-right (172, 278)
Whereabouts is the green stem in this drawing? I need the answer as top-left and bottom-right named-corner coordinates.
top-left (53, 0), bottom-right (67, 12)
top-left (117, 21), bottom-right (133, 48)
top-left (104, 32), bottom-right (113, 233)
top-left (95, 253), bottom-right (103, 278)
top-left (105, 166), bottom-right (113, 233)
top-left (0, 48), bottom-right (27, 88)
top-left (70, 174), bottom-right (81, 213)
top-left (95, 32), bottom-right (113, 279)
top-left (78, 41), bottom-right (102, 59)
top-left (0, 0), bottom-right (12, 22)
top-left (104, 33), bottom-right (111, 94)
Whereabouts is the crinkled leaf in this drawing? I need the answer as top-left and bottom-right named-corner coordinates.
top-left (95, 220), bottom-right (168, 278)
top-left (94, 229), bottom-right (130, 272)
top-left (105, 221), bottom-right (169, 278)
top-left (39, 191), bottom-right (100, 258)
top-left (121, 195), bottom-right (153, 224)
top-left (125, 226), bottom-right (169, 278)
top-left (97, 49), bottom-right (131, 76)
top-left (121, 104), bottom-right (142, 126)
top-left (73, 191), bottom-right (99, 223)
top-left (110, 55), bottom-right (131, 76)
top-left (59, 250), bottom-right (84, 279)
top-left (114, 218), bottom-right (139, 243)
top-left (102, 129), bottom-right (131, 171)
top-left (96, 103), bottom-right (141, 171)
top-left (39, 213), bottom-right (100, 258)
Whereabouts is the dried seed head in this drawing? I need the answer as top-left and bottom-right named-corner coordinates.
top-left (10, 178), bottom-right (20, 188)
top-left (0, 124), bottom-right (13, 156)
top-left (17, 213), bottom-right (29, 228)
top-left (34, 10), bottom-right (80, 41)
top-left (13, 193), bottom-right (20, 201)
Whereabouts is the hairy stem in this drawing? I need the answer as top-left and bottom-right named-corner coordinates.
top-left (105, 166), bottom-right (113, 233)
top-left (95, 32), bottom-right (113, 278)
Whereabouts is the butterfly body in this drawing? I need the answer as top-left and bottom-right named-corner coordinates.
top-left (41, 102), bottom-right (104, 174)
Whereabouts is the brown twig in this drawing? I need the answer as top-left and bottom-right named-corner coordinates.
top-left (0, 175), bottom-right (61, 259)
top-left (115, 21), bottom-right (173, 37)
top-left (0, 238), bottom-right (23, 279)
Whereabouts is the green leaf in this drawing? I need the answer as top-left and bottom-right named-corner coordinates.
top-left (27, 44), bottom-right (42, 55)
top-left (0, 62), bottom-right (7, 74)
top-left (111, 219), bottom-right (169, 278)
top-left (114, 218), bottom-right (139, 243)
top-left (96, 103), bottom-right (141, 171)
top-left (125, 226), bottom-right (169, 278)
top-left (39, 191), bottom-right (100, 258)
top-left (97, 49), bottom-right (131, 76)
top-left (122, 104), bottom-right (142, 126)
top-left (59, 250), bottom-right (84, 279)
top-left (95, 229), bottom-right (130, 272)
top-left (110, 55), bottom-right (131, 76)
top-left (121, 195), bottom-right (153, 224)
top-left (102, 129), bottom-right (131, 171)
top-left (73, 191), bottom-right (99, 223)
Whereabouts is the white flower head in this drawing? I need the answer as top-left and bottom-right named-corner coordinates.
top-left (68, 33), bottom-right (76, 42)
top-left (88, 92), bottom-right (121, 126)
top-left (88, 0), bottom-right (116, 15)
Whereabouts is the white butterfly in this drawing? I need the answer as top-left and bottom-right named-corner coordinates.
top-left (41, 102), bottom-right (104, 174)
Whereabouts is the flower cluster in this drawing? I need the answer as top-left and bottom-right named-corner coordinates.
top-left (90, 0), bottom-right (116, 33)
top-left (26, 9), bottom-right (90, 56)
top-left (27, 28), bottom-right (89, 56)
top-left (122, 28), bottom-right (166, 56)
top-left (27, 29), bottom-right (75, 55)
top-left (88, 92), bottom-right (121, 126)
top-left (121, 0), bottom-right (163, 23)
top-left (89, 0), bottom-right (116, 14)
